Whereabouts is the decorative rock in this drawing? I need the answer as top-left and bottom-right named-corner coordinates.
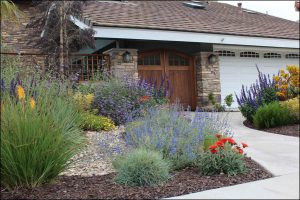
top-left (59, 127), bottom-right (126, 177)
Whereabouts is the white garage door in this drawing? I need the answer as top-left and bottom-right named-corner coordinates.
top-left (214, 46), bottom-right (300, 108)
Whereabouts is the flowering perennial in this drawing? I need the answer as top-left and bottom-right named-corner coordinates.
top-left (273, 65), bottom-right (299, 100)
top-left (208, 134), bottom-right (248, 155)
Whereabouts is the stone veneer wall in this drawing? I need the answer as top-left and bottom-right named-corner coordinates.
top-left (103, 48), bottom-right (138, 79)
top-left (194, 52), bottom-right (221, 108)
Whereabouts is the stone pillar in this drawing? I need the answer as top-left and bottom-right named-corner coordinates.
top-left (194, 52), bottom-right (221, 108)
top-left (103, 48), bottom-right (138, 79)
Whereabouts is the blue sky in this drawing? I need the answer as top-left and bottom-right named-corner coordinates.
top-left (219, 1), bottom-right (299, 21)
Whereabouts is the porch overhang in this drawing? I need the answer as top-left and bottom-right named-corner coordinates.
top-left (91, 26), bottom-right (299, 49)
top-left (71, 17), bottom-right (299, 49)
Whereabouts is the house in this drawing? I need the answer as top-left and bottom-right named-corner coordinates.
top-left (2, 0), bottom-right (300, 108)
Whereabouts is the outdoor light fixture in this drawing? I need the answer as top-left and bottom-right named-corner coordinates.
top-left (208, 54), bottom-right (218, 65)
top-left (122, 51), bottom-right (132, 63)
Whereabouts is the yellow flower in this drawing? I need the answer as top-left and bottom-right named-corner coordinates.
top-left (85, 93), bottom-right (94, 107)
top-left (16, 85), bottom-right (25, 100)
top-left (273, 76), bottom-right (280, 83)
top-left (276, 92), bottom-right (285, 97)
top-left (29, 97), bottom-right (36, 109)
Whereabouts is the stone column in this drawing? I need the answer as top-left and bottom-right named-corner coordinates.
top-left (103, 48), bottom-right (138, 79)
top-left (194, 52), bottom-right (221, 108)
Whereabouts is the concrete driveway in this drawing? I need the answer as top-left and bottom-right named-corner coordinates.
top-left (167, 112), bottom-right (299, 199)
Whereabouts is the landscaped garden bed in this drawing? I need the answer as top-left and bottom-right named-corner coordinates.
top-left (1, 157), bottom-right (272, 199)
top-left (1, 127), bottom-right (272, 200)
top-left (0, 54), bottom-right (279, 200)
top-left (236, 65), bottom-right (299, 136)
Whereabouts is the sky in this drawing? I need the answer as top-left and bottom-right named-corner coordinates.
top-left (219, 1), bottom-right (299, 21)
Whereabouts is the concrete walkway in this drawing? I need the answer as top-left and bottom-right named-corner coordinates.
top-left (167, 112), bottom-right (299, 199)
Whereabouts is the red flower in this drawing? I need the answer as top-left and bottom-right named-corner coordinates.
top-left (215, 134), bottom-right (222, 139)
top-left (209, 145), bottom-right (218, 150)
top-left (210, 149), bottom-right (218, 154)
top-left (226, 138), bottom-right (236, 145)
top-left (238, 148), bottom-right (244, 154)
top-left (215, 141), bottom-right (224, 147)
top-left (241, 143), bottom-right (248, 148)
top-left (220, 138), bottom-right (228, 144)
top-left (235, 146), bottom-right (244, 154)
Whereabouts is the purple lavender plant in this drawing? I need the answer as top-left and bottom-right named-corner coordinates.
top-left (124, 105), bottom-right (202, 170)
top-left (235, 66), bottom-right (277, 122)
top-left (92, 76), bottom-right (168, 125)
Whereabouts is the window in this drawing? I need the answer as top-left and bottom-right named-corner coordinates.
top-left (263, 52), bottom-right (281, 58)
top-left (285, 53), bottom-right (299, 59)
top-left (215, 50), bottom-right (235, 57)
top-left (138, 54), bottom-right (160, 65)
top-left (169, 53), bottom-right (190, 66)
top-left (240, 51), bottom-right (259, 58)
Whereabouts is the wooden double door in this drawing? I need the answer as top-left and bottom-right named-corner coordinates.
top-left (138, 49), bottom-right (196, 109)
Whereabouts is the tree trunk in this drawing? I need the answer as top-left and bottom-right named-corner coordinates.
top-left (64, 2), bottom-right (69, 76)
top-left (59, 1), bottom-right (64, 77)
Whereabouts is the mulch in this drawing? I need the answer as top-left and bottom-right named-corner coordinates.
top-left (244, 120), bottom-right (300, 137)
top-left (1, 157), bottom-right (272, 200)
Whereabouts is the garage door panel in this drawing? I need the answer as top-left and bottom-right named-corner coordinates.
top-left (219, 53), bottom-right (299, 108)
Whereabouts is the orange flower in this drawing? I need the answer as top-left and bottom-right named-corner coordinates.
top-left (241, 143), bottom-right (248, 148)
top-left (16, 85), bottom-right (25, 100)
top-left (138, 95), bottom-right (151, 103)
top-left (235, 146), bottom-right (244, 154)
top-left (29, 97), bottom-right (36, 109)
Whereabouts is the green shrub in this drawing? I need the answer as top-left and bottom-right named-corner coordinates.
top-left (240, 103), bottom-right (256, 123)
top-left (1, 79), bottom-right (85, 189)
top-left (224, 94), bottom-right (234, 108)
top-left (203, 135), bottom-right (219, 151)
top-left (208, 92), bottom-right (216, 105)
top-left (214, 103), bottom-right (226, 112)
top-left (195, 143), bottom-right (247, 176)
top-left (280, 96), bottom-right (299, 122)
top-left (208, 92), bottom-right (225, 111)
top-left (261, 87), bottom-right (278, 105)
top-left (73, 92), bottom-right (94, 111)
top-left (80, 112), bottom-right (115, 131)
top-left (253, 102), bottom-right (292, 129)
top-left (113, 149), bottom-right (170, 187)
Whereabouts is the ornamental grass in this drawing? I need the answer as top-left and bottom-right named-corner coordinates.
top-left (1, 78), bottom-right (85, 189)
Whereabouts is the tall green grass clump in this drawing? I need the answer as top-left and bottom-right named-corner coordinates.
top-left (113, 148), bottom-right (170, 187)
top-left (1, 77), bottom-right (85, 189)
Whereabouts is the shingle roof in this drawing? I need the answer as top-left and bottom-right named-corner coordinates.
top-left (83, 1), bottom-right (300, 40)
